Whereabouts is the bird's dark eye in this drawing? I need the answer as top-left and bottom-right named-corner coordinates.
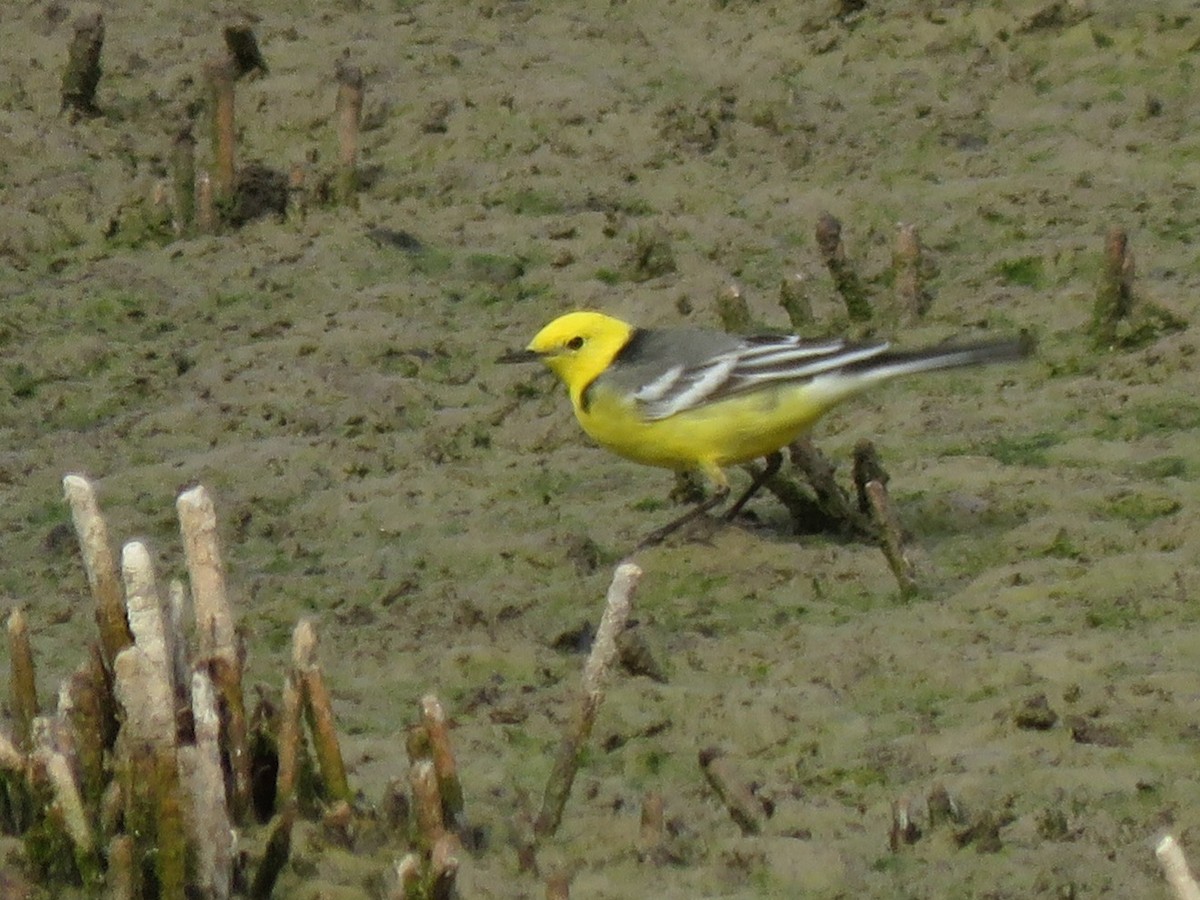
top-left (566, 336), bottom-right (585, 350)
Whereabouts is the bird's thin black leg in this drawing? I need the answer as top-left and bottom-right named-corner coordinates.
top-left (636, 484), bottom-right (731, 550)
top-left (722, 451), bottom-right (783, 522)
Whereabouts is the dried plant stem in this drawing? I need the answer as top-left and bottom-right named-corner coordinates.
top-left (113, 646), bottom-right (175, 752)
top-left (178, 670), bottom-right (234, 900)
top-left (865, 480), bottom-right (918, 598)
top-left (698, 747), bottom-right (762, 836)
top-left (165, 581), bottom-right (190, 709)
top-left (275, 673), bottom-right (303, 810)
top-left (889, 796), bottom-right (921, 851)
top-left (287, 162), bottom-right (308, 223)
top-left (57, 662), bottom-right (109, 819)
top-left (122, 541), bottom-right (176, 704)
top-left (421, 695), bottom-right (464, 829)
top-left (815, 211), bottom-right (871, 321)
top-left (716, 283), bottom-right (752, 333)
top-left (63, 475), bottom-right (132, 670)
top-left (223, 23), bottom-right (268, 79)
top-left (789, 438), bottom-right (873, 537)
top-left (535, 562), bottom-right (640, 839)
top-left (381, 776), bottom-right (410, 838)
top-left (335, 61), bottom-right (365, 206)
top-left (927, 782), bottom-right (960, 828)
top-left (583, 563), bottom-right (640, 716)
top-left (117, 742), bottom-right (155, 897)
top-left (410, 759), bottom-right (445, 850)
top-left (322, 799), bottom-right (353, 848)
top-left (21, 745), bottom-right (60, 879)
top-left (152, 179), bottom-right (171, 217)
top-left (60, 10), bottom-right (104, 118)
top-left (393, 854), bottom-right (422, 899)
top-left (87, 641), bottom-right (118, 735)
top-left (755, 465), bottom-right (821, 529)
top-left (430, 832), bottom-right (462, 900)
top-left (778, 272), bottom-right (814, 330)
top-left (293, 619), bottom-right (352, 804)
top-left (251, 805), bottom-right (295, 900)
top-left (7, 609), bottom-right (38, 752)
top-left (638, 790), bottom-right (665, 860)
top-left (177, 487), bottom-right (235, 657)
top-left (0, 758), bottom-right (31, 835)
top-left (196, 170), bottom-right (217, 233)
top-left (178, 485), bottom-right (251, 820)
top-left (45, 750), bottom-right (100, 885)
top-left (108, 834), bottom-right (136, 900)
top-left (512, 807), bottom-right (538, 875)
top-left (209, 654), bottom-right (252, 821)
top-left (0, 732), bottom-right (24, 774)
top-left (171, 127), bottom-right (196, 234)
top-left (851, 439), bottom-right (887, 512)
top-left (111, 637), bottom-right (183, 891)
top-left (1158, 834), bottom-right (1200, 900)
top-left (154, 749), bottom-right (187, 899)
top-left (545, 870), bottom-right (571, 900)
top-left (1092, 226), bottom-right (1135, 347)
top-left (893, 222), bottom-right (930, 319)
top-left (204, 56), bottom-right (238, 202)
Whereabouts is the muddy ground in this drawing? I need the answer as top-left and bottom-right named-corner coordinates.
top-left (3, 0), bottom-right (1200, 896)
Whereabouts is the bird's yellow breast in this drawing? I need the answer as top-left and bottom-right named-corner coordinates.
top-left (576, 383), bottom-right (829, 473)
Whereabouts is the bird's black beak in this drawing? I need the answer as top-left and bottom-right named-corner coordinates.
top-left (496, 348), bottom-right (541, 364)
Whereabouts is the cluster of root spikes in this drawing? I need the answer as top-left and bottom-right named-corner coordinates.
top-left (0, 476), bottom-right (466, 898)
top-left (59, 11), bottom-right (365, 238)
top-left (1, 476), bottom-right (654, 898)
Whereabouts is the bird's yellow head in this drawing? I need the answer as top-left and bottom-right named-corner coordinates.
top-left (521, 311), bottom-right (636, 397)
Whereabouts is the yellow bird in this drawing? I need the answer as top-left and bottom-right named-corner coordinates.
top-left (503, 311), bottom-right (1031, 546)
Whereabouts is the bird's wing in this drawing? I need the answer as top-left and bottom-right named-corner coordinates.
top-left (633, 334), bottom-right (890, 421)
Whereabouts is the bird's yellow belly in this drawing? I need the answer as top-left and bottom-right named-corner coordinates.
top-left (578, 387), bottom-right (825, 472)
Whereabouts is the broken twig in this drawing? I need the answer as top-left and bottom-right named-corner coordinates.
top-left (63, 475), bottom-right (132, 669)
top-left (698, 747), bottom-right (763, 836)
top-left (535, 562), bottom-right (640, 839)
top-left (815, 212), bottom-right (870, 321)
top-left (60, 11), bottom-right (104, 119)
top-left (7, 609), bottom-right (38, 752)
